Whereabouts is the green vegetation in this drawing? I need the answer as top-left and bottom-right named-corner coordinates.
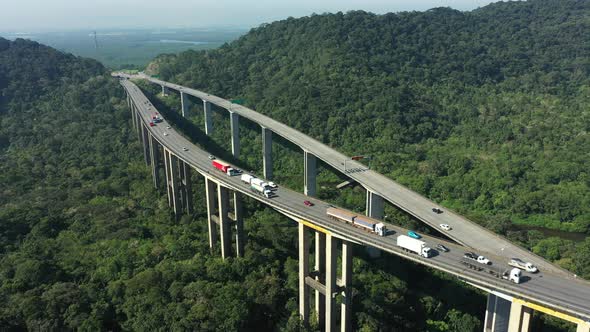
top-left (1, 0), bottom-right (590, 330)
top-left (152, 0), bottom-right (590, 237)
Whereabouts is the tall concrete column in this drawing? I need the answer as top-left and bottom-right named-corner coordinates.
top-left (484, 294), bottom-right (512, 332)
top-left (304, 151), bottom-right (317, 196)
top-left (131, 103), bottom-right (137, 130)
top-left (161, 85), bottom-right (169, 96)
top-left (315, 232), bottom-right (326, 325)
top-left (230, 111), bottom-right (240, 158)
top-left (135, 109), bottom-right (142, 143)
top-left (141, 124), bottom-right (151, 166)
top-left (507, 302), bottom-right (532, 332)
top-left (203, 100), bottom-right (213, 135)
top-left (298, 223), bottom-right (311, 325)
top-left (180, 161), bottom-right (193, 215)
top-left (325, 234), bottom-right (337, 332)
top-left (205, 178), bottom-right (218, 251)
top-left (180, 91), bottom-right (190, 117)
top-left (578, 322), bottom-right (590, 332)
top-left (163, 150), bottom-right (173, 207)
top-left (340, 241), bottom-right (353, 332)
top-left (149, 135), bottom-right (161, 189)
top-left (217, 184), bottom-right (232, 259)
top-left (233, 192), bottom-right (244, 257)
top-left (262, 126), bottom-right (273, 180)
top-left (366, 191), bottom-right (384, 219)
top-left (169, 153), bottom-right (182, 217)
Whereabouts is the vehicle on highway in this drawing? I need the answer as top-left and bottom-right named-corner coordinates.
top-left (182, 147), bottom-right (188, 151)
top-left (212, 160), bottom-right (240, 176)
top-left (407, 231), bottom-right (421, 239)
top-left (436, 244), bottom-right (449, 252)
top-left (166, 126), bottom-right (171, 129)
top-left (439, 223), bottom-right (451, 231)
top-left (251, 182), bottom-right (272, 198)
top-left (304, 200), bottom-right (314, 207)
top-left (502, 268), bottom-right (522, 284)
top-left (267, 181), bottom-right (277, 189)
top-left (163, 133), bottom-right (169, 136)
top-left (397, 235), bottom-right (432, 258)
top-left (432, 207), bottom-right (443, 214)
top-left (326, 207), bottom-right (386, 236)
top-left (464, 252), bottom-right (477, 260)
top-left (149, 121), bottom-right (155, 127)
top-left (477, 256), bottom-right (491, 265)
top-left (509, 258), bottom-right (538, 273)
top-left (208, 155), bottom-right (215, 160)
top-left (464, 252), bottom-right (490, 264)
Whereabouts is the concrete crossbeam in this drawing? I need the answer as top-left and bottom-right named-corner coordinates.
top-left (230, 111), bottom-right (240, 158)
top-left (203, 100), bottom-right (213, 135)
top-left (304, 151), bottom-right (317, 196)
top-left (262, 126), bottom-right (273, 180)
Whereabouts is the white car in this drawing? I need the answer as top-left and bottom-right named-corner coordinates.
top-left (439, 223), bottom-right (451, 231)
top-left (267, 181), bottom-right (277, 189)
top-left (163, 133), bottom-right (169, 136)
top-left (477, 256), bottom-right (491, 265)
top-left (166, 126), bottom-right (171, 129)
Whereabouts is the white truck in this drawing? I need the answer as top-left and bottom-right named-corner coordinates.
top-left (251, 183), bottom-right (272, 198)
top-left (502, 268), bottom-right (522, 284)
top-left (241, 174), bottom-right (255, 184)
top-left (397, 235), bottom-right (432, 258)
top-left (509, 258), bottom-right (538, 273)
top-left (251, 178), bottom-right (272, 191)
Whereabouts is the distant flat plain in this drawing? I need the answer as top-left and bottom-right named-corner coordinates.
top-left (0, 27), bottom-right (247, 68)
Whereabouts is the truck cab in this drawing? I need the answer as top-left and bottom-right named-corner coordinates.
top-left (422, 247), bottom-right (433, 258)
top-left (503, 268), bottom-right (522, 284)
top-left (375, 223), bottom-right (386, 236)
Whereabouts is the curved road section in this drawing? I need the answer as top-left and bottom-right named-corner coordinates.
top-left (120, 78), bottom-right (590, 322)
top-left (119, 72), bottom-right (572, 277)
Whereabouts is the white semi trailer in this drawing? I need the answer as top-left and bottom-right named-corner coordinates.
top-left (396, 235), bottom-right (432, 258)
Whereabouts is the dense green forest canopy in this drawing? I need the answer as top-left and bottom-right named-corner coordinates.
top-left (151, 0), bottom-right (590, 235)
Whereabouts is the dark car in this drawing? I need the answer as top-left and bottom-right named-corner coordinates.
top-left (303, 200), bottom-right (314, 207)
top-left (464, 252), bottom-right (477, 260)
top-left (432, 207), bottom-right (443, 214)
top-left (436, 244), bottom-right (449, 252)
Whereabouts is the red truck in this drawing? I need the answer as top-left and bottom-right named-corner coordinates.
top-left (212, 160), bottom-right (240, 176)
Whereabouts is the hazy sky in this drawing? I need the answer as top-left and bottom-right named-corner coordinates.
top-left (2, 0), bottom-right (502, 32)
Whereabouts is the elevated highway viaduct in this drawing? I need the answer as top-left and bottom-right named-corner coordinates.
top-left (118, 75), bottom-right (590, 332)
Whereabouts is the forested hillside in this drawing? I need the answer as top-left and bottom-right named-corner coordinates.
top-left (151, 1), bottom-right (589, 245)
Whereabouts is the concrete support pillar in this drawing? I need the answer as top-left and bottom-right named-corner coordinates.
top-left (577, 322), bottom-right (590, 332)
top-left (149, 134), bottom-right (161, 189)
top-left (233, 192), bottom-right (244, 257)
top-left (203, 100), bottom-right (213, 135)
top-left (180, 91), bottom-right (189, 117)
top-left (141, 123), bottom-right (151, 166)
top-left (484, 294), bottom-right (512, 332)
top-left (366, 191), bottom-right (384, 219)
top-left (230, 111), bottom-right (240, 158)
top-left (163, 149), bottom-right (173, 207)
top-left (130, 103), bottom-right (137, 130)
top-left (205, 178), bottom-right (218, 251)
top-left (507, 302), bottom-right (532, 332)
top-left (315, 232), bottom-right (326, 326)
top-left (161, 85), bottom-right (169, 96)
top-left (217, 184), bottom-right (232, 259)
top-left (262, 126), bottom-right (273, 180)
top-left (180, 161), bottom-right (193, 215)
top-left (340, 241), bottom-right (353, 332)
top-left (304, 151), bottom-right (317, 196)
top-left (298, 223), bottom-right (311, 325)
top-left (135, 109), bottom-right (142, 143)
top-left (169, 153), bottom-right (182, 218)
top-left (325, 234), bottom-right (337, 332)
